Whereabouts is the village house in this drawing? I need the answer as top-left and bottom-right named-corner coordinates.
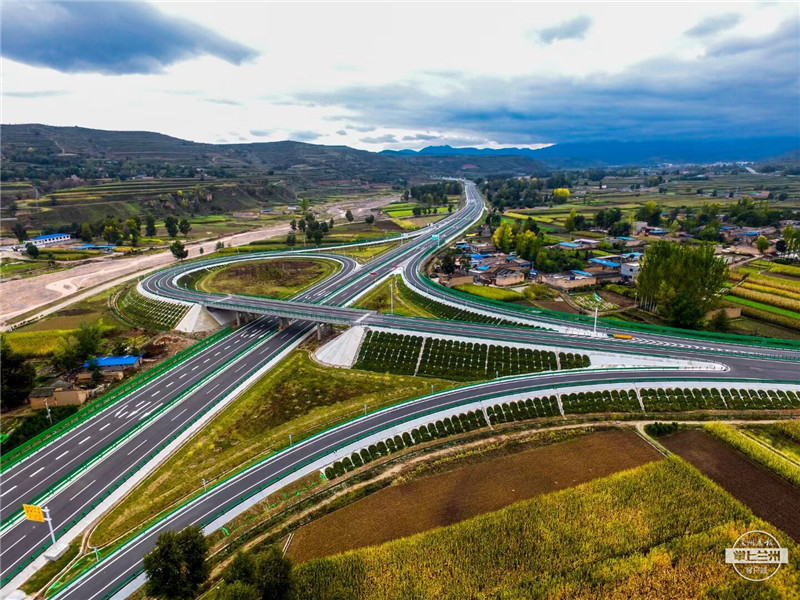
top-left (28, 380), bottom-right (89, 409)
top-left (539, 270), bottom-right (596, 290)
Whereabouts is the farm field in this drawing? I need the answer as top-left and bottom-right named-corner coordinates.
top-left (290, 456), bottom-right (800, 599)
top-left (89, 350), bottom-right (453, 547)
top-left (741, 424), bottom-right (800, 468)
top-left (453, 282), bottom-right (525, 302)
top-left (115, 287), bottom-right (189, 330)
top-left (353, 330), bottom-right (590, 380)
top-left (662, 429), bottom-right (800, 541)
top-left (288, 429), bottom-right (661, 564)
top-left (571, 291), bottom-right (617, 312)
top-left (197, 258), bottom-right (338, 299)
top-left (726, 265), bottom-right (800, 333)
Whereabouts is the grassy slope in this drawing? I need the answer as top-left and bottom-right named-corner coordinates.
top-left (354, 276), bottom-right (436, 319)
top-left (90, 351), bottom-right (452, 546)
top-left (291, 457), bottom-right (800, 599)
top-left (454, 283), bottom-right (525, 302)
top-left (198, 258), bottom-right (338, 299)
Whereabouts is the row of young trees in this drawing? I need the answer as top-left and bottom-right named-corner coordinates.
top-left (11, 214), bottom-right (192, 245)
top-left (480, 177), bottom-right (574, 211)
top-left (636, 241), bottom-right (728, 328)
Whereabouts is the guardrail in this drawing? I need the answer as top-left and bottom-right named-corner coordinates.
top-left (48, 372), bottom-right (800, 598)
top-left (0, 327), bottom-right (303, 587)
top-left (0, 328), bottom-right (232, 473)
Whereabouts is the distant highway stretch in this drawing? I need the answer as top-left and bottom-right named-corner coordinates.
top-left (2, 181), bottom-right (798, 598)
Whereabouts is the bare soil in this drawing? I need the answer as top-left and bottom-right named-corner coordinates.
top-left (661, 429), bottom-right (800, 541)
top-left (287, 429), bottom-right (661, 563)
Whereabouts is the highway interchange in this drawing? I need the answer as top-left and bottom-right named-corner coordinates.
top-left (1, 181), bottom-right (798, 598)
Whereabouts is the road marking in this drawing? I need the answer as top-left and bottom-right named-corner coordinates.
top-left (179, 373), bottom-right (186, 379)
top-left (203, 359), bottom-right (210, 363)
top-left (0, 535), bottom-right (26, 558)
top-left (224, 345), bottom-right (231, 350)
top-left (235, 363), bottom-right (247, 373)
top-left (207, 383), bottom-right (219, 393)
top-left (116, 411), bottom-right (127, 418)
top-left (151, 391), bottom-right (160, 397)
top-left (99, 423), bottom-right (110, 432)
top-left (170, 408), bottom-right (188, 422)
top-left (69, 479), bottom-right (96, 501)
top-left (192, 366), bottom-right (199, 371)
top-left (78, 436), bottom-right (91, 445)
top-left (0, 485), bottom-right (18, 497)
top-left (55, 450), bottom-right (69, 460)
top-left (29, 467), bottom-right (45, 478)
top-left (214, 352), bottom-right (220, 357)
top-left (126, 439), bottom-right (149, 456)
top-left (134, 400), bottom-right (146, 408)
top-left (166, 381), bottom-right (174, 387)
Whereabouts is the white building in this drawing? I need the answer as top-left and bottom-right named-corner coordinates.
top-left (621, 262), bottom-right (640, 281)
top-left (28, 233), bottom-right (71, 247)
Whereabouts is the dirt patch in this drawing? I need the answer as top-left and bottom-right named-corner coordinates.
top-left (287, 429), bottom-right (661, 563)
top-left (662, 429), bottom-right (800, 542)
top-left (598, 289), bottom-right (634, 308)
top-left (535, 299), bottom-right (580, 314)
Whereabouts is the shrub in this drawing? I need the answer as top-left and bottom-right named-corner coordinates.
top-left (644, 421), bottom-right (680, 437)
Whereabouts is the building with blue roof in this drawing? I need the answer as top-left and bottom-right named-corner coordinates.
top-left (83, 355), bottom-right (143, 370)
top-left (557, 241), bottom-right (580, 249)
top-left (29, 233), bottom-right (71, 247)
top-left (589, 258), bottom-right (620, 269)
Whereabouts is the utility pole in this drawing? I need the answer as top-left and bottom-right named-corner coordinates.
top-left (593, 307), bottom-right (598, 334)
top-left (288, 433), bottom-right (293, 446)
top-left (93, 546), bottom-right (100, 562)
top-left (43, 506), bottom-right (56, 545)
top-left (364, 403), bottom-right (367, 415)
top-left (202, 478), bottom-right (207, 492)
top-left (44, 398), bottom-right (52, 426)
top-left (390, 277), bottom-right (394, 315)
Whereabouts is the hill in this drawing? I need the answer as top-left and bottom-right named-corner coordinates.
top-left (383, 137), bottom-right (800, 167)
top-left (0, 124), bottom-right (546, 183)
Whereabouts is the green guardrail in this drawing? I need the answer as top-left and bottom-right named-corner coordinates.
top-left (0, 327), bottom-right (233, 473)
top-left (49, 371), bottom-right (800, 599)
top-left (413, 243), bottom-right (800, 352)
top-left (0, 327), bottom-right (306, 588)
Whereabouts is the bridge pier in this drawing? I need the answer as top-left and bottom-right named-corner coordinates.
top-left (279, 317), bottom-right (290, 330)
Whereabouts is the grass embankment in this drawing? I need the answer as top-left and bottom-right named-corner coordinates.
top-left (291, 457), bottom-right (800, 598)
top-left (354, 276), bottom-right (436, 319)
top-left (90, 351), bottom-right (452, 547)
top-left (198, 258), bottom-right (338, 299)
top-left (20, 540), bottom-right (80, 595)
top-left (330, 241), bottom-right (399, 264)
top-left (705, 422), bottom-right (800, 488)
top-left (454, 282), bottom-right (525, 302)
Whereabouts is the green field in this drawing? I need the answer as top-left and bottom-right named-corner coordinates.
top-left (198, 258), bottom-right (339, 299)
top-left (4, 329), bottom-right (75, 357)
top-left (725, 295), bottom-right (800, 319)
top-left (453, 283), bottom-right (525, 302)
top-left (291, 457), bottom-right (800, 599)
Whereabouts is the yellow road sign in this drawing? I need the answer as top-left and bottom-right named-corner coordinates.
top-left (23, 504), bottom-right (45, 523)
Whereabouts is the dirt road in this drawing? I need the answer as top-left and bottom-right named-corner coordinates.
top-left (0, 194), bottom-right (397, 328)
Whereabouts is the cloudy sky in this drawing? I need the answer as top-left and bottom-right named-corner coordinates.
top-left (2, 1), bottom-right (798, 150)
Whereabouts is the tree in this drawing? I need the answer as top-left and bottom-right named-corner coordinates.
top-left (297, 218), bottom-right (306, 232)
top-left (708, 309), bottom-right (731, 332)
top-left (0, 335), bottom-right (36, 409)
top-left (12, 222), bottom-right (27, 242)
top-left (165, 215), bottom-right (179, 238)
top-left (552, 188), bottom-right (570, 203)
top-left (492, 222), bottom-right (514, 253)
top-left (300, 197), bottom-right (310, 212)
top-left (345, 209), bottom-right (354, 222)
top-left (289, 219), bottom-right (296, 231)
top-left (608, 220), bottom-right (631, 237)
top-left (143, 526), bottom-right (209, 600)
top-left (440, 252), bottom-right (456, 274)
top-left (215, 241), bottom-right (225, 251)
top-left (312, 229), bottom-right (323, 246)
top-left (51, 335), bottom-right (80, 371)
top-left (25, 242), bottom-right (39, 259)
top-left (252, 547), bottom-right (292, 600)
top-left (755, 235), bottom-right (769, 254)
top-left (79, 222), bottom-right (93, 243)
top-left (776, 239), bottom-right (787, 253)
top-left (170, 240), bottom-right (188, 261)
top-left (564, 209), bottom-right (578, 232)
top-left (145, 214), bottom-right (157, 237)
top-left (75, 322), bottom-right (102, 359)
top-left (286, 233), bottom-right (296, 247)
top-left (178, 218), bottom-right (191, 237)
top-left (635, 201), bottom-right (662, 226)
top-left (637, 241), bottom-right (728, 329)
top-left (365, 214), bottom-right (375, 224)
top-left (210, 582), bottom-right (260, 600)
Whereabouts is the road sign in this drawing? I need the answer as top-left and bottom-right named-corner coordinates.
top-left (23, 504), bottom-right (44, 523)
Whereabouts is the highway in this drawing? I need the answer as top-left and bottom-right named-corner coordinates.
top-left (2, 181), bottom-right (798, 598)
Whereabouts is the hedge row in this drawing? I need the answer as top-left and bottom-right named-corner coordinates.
top-left (561, 389), bottom-right (640, 414)
top-left (325, 410), bottom-right (489, 480)
top-left (487, 396), bottom-right (561, 424)
top-left (639, 387), bottom-right (800, 411)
